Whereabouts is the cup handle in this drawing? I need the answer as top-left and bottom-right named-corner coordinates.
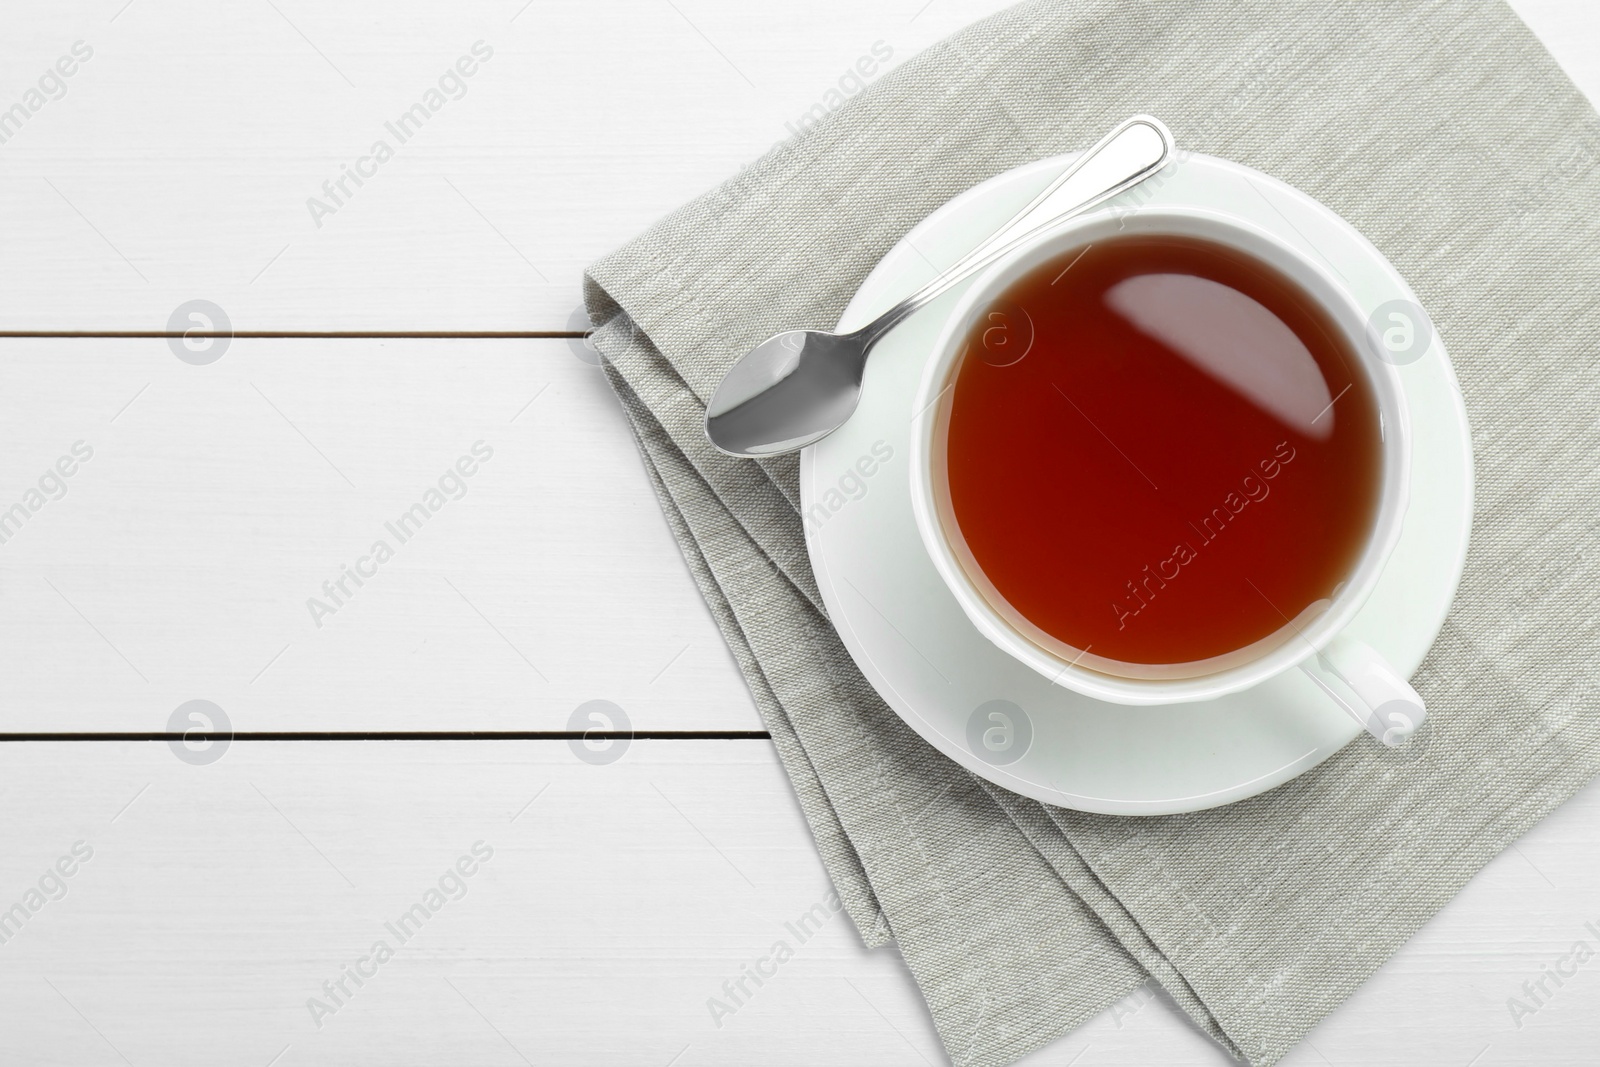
top-left (1297, 636), bottom-right (1425, 747)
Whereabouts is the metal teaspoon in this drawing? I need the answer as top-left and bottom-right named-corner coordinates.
top-left (703, 114), bottom-right (1174, 457)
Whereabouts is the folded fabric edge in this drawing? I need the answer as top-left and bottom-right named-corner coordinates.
top-left (583, 279), bottom-right (828, 619)
top-left (581, 270), bottom-right (802, 508)
top-left (598, 348), bottom-right (893, 947)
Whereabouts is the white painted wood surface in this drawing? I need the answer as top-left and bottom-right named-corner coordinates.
top-left (0, 338), bottom-right (759, 732)
top-left (0, 0), bottom-right (1017, 332)
top-left (2, 1), bottom-right (1599, 1064)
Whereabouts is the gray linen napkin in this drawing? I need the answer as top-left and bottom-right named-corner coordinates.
top-left (583, 1), bottom-right (1600, 1063)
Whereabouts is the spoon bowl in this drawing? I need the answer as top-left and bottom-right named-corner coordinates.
top-left (704, 328), bottom-right (871, 456)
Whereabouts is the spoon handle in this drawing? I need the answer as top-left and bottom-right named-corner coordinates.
top-left (856, 115), bottom-right (1173, 347)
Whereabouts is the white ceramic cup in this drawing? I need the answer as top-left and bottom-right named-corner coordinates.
top-left (908, 206), bottom-right (1426, 746)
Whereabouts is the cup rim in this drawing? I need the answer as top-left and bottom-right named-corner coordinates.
top-left (908, 204), bottom-right (1412, 705)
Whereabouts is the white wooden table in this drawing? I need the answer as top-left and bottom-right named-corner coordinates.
top-left (3, 2), bottom-right (1598, 1063)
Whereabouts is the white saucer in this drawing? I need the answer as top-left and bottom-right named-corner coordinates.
top-left (801, 151), bottom-right (1474, 815)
